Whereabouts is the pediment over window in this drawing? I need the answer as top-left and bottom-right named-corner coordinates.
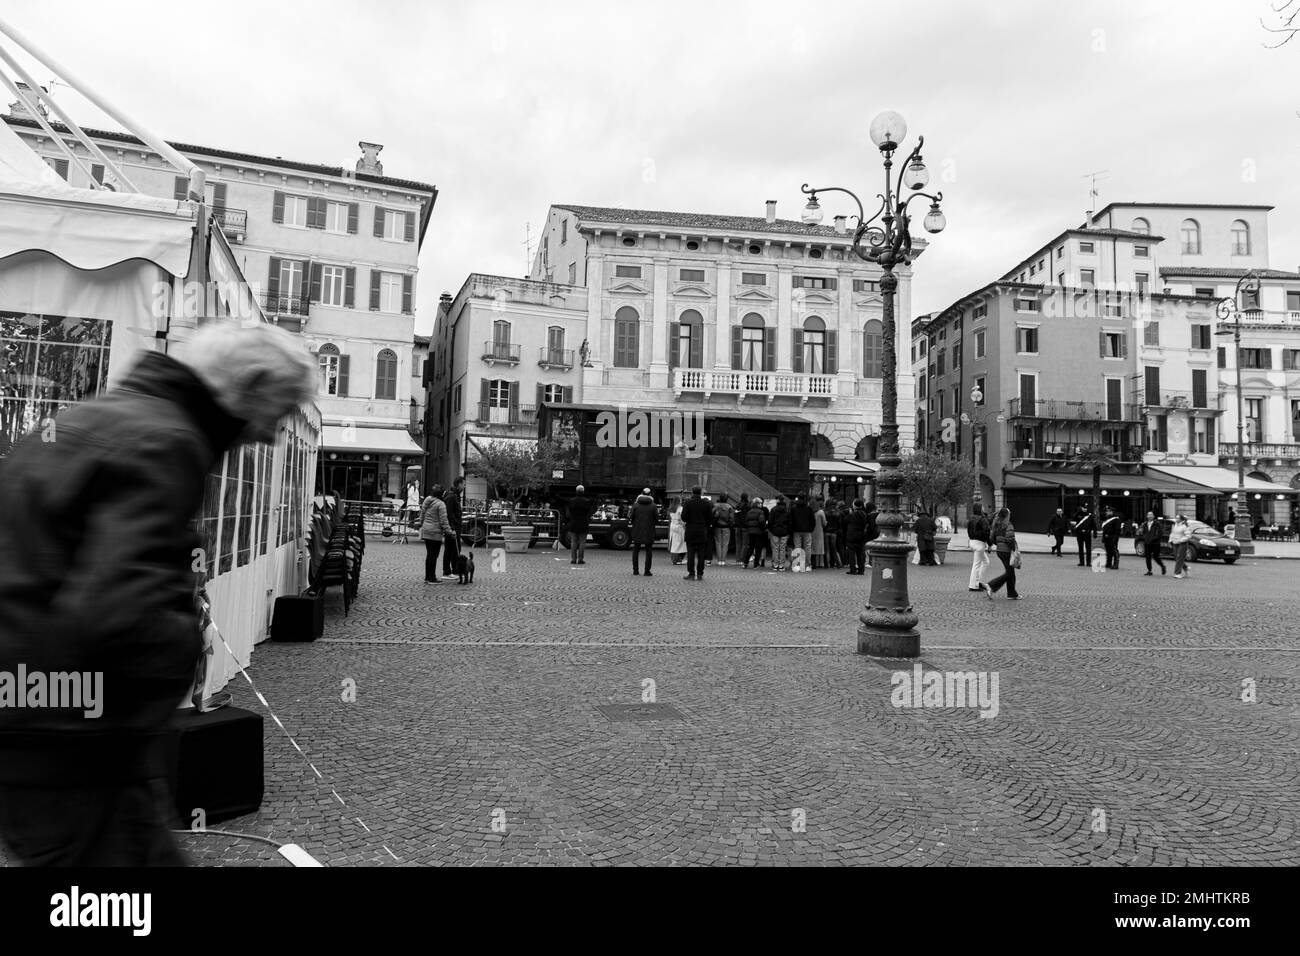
top-left (855, 294), bottom-right (884, 308)
top-left (608, 281), bottom-right (649, 296)
top-left (672, 284), bottom-right (713, 299)
top-left (795, 291), bottom-right (836, 306)
top-left (735, 288), bottom-right (776, 302)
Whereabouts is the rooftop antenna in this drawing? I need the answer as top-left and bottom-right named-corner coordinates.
top-left (1082, 169), bottom-right (1109, 225)
top-left (521, 221), bottom-right (536, 278)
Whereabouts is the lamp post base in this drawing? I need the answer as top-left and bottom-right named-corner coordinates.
top-left (857, 538), bottom-right (920, 658)
top-left (1233, 514), bottom-right (1256, 555)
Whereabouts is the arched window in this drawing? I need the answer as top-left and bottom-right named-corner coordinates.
top-left (862, 319), bottom-right (883, 378)
top-left (614, 306), bottom-right (639, 368)
top-left (318, 343), bottom-right (343, 396)
top-left (671, 309), bottom-right (703, 369)
top-left (1130, 217), bottom-right (1150, 235)
top-left (1231, 220), bottom-right (1251, 256)
top-left (811, 434), bottom-right (834, 459)
top-left (375, 348), bottom-right (398, 401)
top-left (735, 313), bottom-right (767, 372)
top-left (1180, 219), bottom-right (1201, 255)
top-left (855, 435), bottom-right (878, 462)
top-left (799, 315), bottom-right (826, 374)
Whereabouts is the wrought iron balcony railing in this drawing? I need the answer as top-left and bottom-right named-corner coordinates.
top-left (475, 403), bottom-right (537, 427)
top-left (1007, 398), bottom-right (1140, 422)
top-left (213, 207), bottom-right (248, 242)
top-left (482, 342), bottom-right (521, 365)
top-left (1131, 389), bottom-right (1221, 410)
top-left (538, 348), bottom-right (574, 369)
top-left (257, 292), bottom-right (310, 317)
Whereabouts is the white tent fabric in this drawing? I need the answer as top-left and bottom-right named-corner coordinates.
top-left (0, 118), bottom-right (196, 276)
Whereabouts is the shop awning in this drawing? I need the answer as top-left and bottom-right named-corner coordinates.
top-left (1145, 465), bottom-right (1298, 494)
top-left (320, 425), bottom-right (423, 454)
top-left (1003, 470), bottom-right (1210, 495)
top-left (809, 458), bottom-right (879, 477)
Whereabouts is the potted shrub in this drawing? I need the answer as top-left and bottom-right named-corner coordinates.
top-left (898, 449), bottom-right (977, 565)
top-left (466, 439), bottom-right (563, 553)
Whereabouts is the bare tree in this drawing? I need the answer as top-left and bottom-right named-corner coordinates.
top-left (1262, 0), bottom-right (1299, 48)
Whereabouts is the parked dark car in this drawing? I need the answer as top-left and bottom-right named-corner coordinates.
top-left (1133, 518), bottom-right (1240, 565)
top-left (560, 501), bottom-right (671, 549)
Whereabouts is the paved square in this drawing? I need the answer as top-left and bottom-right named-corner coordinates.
top-left (154, 539), bottom-right (1299, 866)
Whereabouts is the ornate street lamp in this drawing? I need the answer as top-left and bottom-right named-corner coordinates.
top-left (1216, 271), bottom-right (1261, 553)
top-left (800, 109), bottom-right (947, 658)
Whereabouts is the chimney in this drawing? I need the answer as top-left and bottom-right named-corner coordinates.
top-left (765, 200), bottom-right (777, 224)
top-left (833, 215), bottom-right (847, 235)
top-left (357, 141), bottom-right (385, 175)
top-left (6, 82), bottom-right (49, 120)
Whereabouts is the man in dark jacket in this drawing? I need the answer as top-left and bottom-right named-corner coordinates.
top-left (630, 489), bottom-right (658, 576)
top-left (442, 476), bottom-right (465, 576)
top-left (1046, 508), bottom-right (1068, 556)
top-left (0, 323), bottom-right (315, 866)
top-left (1101, 508), bottom-right (1123, 570)
top-left (1071, 507), bottom-right (1096, 567)
top-left (742, 499), bottom-right (769, 569)
top-left (767, 496), bottom-right (791, 570)
top-left (1139, 510), bottom-right (1167, 576)
top-left (789, 494), bottom-right (815, 568)
top-left (567, 486), bottom-right (593, 565)
top-left (680, 486), bottom-right (714, 581)
top-left (913, 510), bottom-right (938, 565)
top-left (843, 499), bottom-right (869, 575)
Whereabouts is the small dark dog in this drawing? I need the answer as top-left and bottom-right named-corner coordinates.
top-left (455, 551), bottom-right (475, 584)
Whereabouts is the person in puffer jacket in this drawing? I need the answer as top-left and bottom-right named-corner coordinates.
top-left (1169, 514), bottom-right (1193, 578)
top-left (741, 499), bottom-right (768, 568)
top-left (767, 496), bottom-right (792, 570)
top-left (0, 322), bottom-right (315, 866)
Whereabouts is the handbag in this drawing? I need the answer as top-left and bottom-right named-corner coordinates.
top-left (1010, 550), bottom-right (1022, 569)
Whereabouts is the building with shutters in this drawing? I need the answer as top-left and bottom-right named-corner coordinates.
top-left (921, 201), bottom-right (1300, 529)
top-left (425, 274), bottom-right (588, 500)
top-left (3, 111), bottom-right (437, 502)
top-left (519, 201), bottom-right (919, 501)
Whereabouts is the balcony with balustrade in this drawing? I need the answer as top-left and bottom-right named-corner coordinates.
top-left (1223, 441), bottom-right (1300, 465)
top-left (671, 368), bottom-right (836, 405)
top-left (257, 291), bottom-right (310, 332)
top-left (482, 341), bottom-right (521, 366)
top-left (213, 207), bottom-right (248, 243)
top-left (1130, 388), bottom-right (1222, 413)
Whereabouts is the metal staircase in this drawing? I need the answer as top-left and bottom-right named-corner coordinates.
top-left (666, 454), bottom-right (781, 501)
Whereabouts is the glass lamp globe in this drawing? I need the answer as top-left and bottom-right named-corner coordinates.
top-left (903, 158), bottom-right (929, 190)
top-left (970, 386), bottom-right (983, 404)
top-left (923, 203), bottom-right (947, 234)
top-left (868, 111), bottom-right (907, 151)
top-left (801, 198), bottom-right (824, 225)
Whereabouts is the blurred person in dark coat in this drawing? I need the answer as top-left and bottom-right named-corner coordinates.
top-left (680, 486), bottom-right (714, 581)
top-left (0, 322), bottom-right (315, 866)
top-left (630, 488), bottom-right (658, 577)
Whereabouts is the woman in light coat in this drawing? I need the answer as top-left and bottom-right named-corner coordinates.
top-left (418, 487), bottom-right (454, 583)
top-left (1169, 514), bottom-right (1192, 578)
top-left (668, 497), bottom-right (687, 564)
top-left (810, 499), bottom-right (826, 569)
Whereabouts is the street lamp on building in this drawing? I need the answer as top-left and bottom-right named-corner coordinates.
top-left (1216, 271), bottom-right (1260, 554)
top-left (961, 385), bottom-right (1005, 509)
top-left (799, 109), bottom-right (947, 658)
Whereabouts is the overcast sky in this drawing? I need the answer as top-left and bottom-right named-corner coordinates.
top-left (5, 0), bottom-right (1298, 334)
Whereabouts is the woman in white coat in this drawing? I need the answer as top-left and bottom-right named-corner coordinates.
top-left (668, 496), bottom-right (687, 564)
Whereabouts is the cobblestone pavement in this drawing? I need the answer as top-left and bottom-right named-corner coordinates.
top-left (7, 539), bottom-right (1296, 866)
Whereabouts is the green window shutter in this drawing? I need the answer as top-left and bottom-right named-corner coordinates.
top-left (792, 329), bottom-right (804, 373)
top-left (297, 260), bottom-right (310, 300)
top-left (1120, 332), bottom-right (1129, 358)
top-left (267, 257), bottom-right (281, 298)
top-left (689, 323), bottom-right (703, 368)
top-left (306, 197), bottom-right (324, 229)
top-left (212, 183), bottom-right (227, 210)
top-left (174, 176), bottom-right (188, 200)
top-left (402, 275), bottom-right (413, 315)
top-left (404, 211), bottom-right (416, 242)
top-left (347, 202), bottom-right (359, 235)
top-left (508, 381), bottom-right (520, 418)
top-left (309, 263), bottom-right (323, 303)
top-left (337, 355), bottom-right (350, 397)
top-left (272, 191), bottom-right (285, 223)
top-left (763, 328), bottom-right (776, 371)
top-left (480, 379), bottom-right (490, 417)
top-left (536, 383), bottom-right (545, 407)
top-left (668, 322), bottom-right (680, 369)
top-left (1099, 331), bottom-right (1106, 358)
top-left (563, 385), bottom-right (573, 403)
top-left (826, 331), bottom-right (838, 374)
top-left (374, 206), bottom-right (385, 238)
top-left (344, 268), bottom-right (356, 308)
top-left (370, 271), bottom-right (382, 311)
top-left (731, 326), bottom-right (743, 370)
